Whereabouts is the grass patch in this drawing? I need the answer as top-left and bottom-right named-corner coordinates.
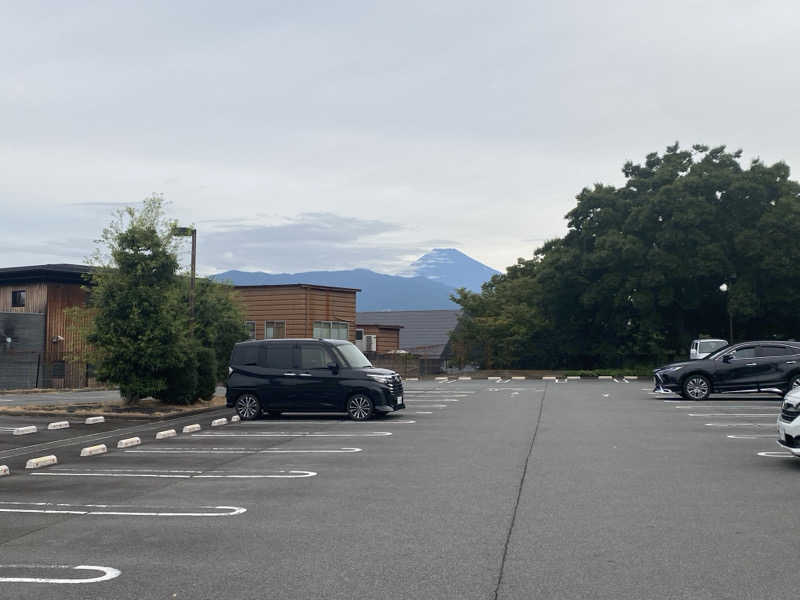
top-left (0, 395), bottom-right (227, 419)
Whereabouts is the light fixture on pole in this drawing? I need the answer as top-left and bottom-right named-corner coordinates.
top-left (173, 226), bottom-right (197, 329)
top-left (719, 282), bottom-right (733, 342)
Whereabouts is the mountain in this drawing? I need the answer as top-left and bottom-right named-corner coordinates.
top-left (406, 248), bottom-right (499, 292)
top-left (212, 268), bottom-right (458, 311)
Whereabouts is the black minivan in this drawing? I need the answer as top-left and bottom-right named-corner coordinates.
top-left (226, 338), bottom-right (405, 421)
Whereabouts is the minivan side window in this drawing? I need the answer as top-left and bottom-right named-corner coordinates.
top-left (300, 344), bottom-right (334, 370)
top-left (265, 344), bottom-right (295, 370)
top-left (758, 345), bottom-right (791, 357)
top-left (731, 346), bottom-right (756, 359)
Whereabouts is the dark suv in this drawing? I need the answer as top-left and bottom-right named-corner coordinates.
top-left (654, 340), bottom-right (800, 400)
top-left (226, 338), bottom-right (405, 421)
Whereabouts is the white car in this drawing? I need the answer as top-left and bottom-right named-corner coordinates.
top-left (778, 386), bottom-right (800, 455)
top-left (690, 338), bottom-right (728, 360)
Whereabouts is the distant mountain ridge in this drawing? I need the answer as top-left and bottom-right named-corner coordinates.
top-left (213, 249), bottom-right (499, 311)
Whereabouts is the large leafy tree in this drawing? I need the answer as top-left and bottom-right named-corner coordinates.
top-left (452, 143), bottom-right (800, 369)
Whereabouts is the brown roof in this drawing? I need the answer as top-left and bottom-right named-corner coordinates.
top-left (234, 283), bottom-right (361, 293)
top-left (356, 323), bottom-right (404, 330)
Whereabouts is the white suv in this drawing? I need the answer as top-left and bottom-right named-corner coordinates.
top-left (778, 386), bottom-right (800, 456)
top-left (690, 338), bottom-right (728, 360)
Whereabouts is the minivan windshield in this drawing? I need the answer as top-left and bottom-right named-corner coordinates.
top-left (335, 342), bottom-right (373, 368)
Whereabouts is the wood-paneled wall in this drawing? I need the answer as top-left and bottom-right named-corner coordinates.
top-left (0, 283), bottom-right (47, 313)
top-left (235, 285), bottom-right (357, 342)
top-left (358, 325), bottom-right (401, 353)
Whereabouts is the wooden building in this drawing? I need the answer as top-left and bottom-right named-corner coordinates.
top-left (355, 323), bottom-right (402, 353)
top-left (235, 284), bottom-right (360, 342)
top-left (0, 264), bottom-right (93, 389)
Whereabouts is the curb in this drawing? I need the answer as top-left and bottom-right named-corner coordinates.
top-left (211, 418), bottom-right (228, 427)
top-left (117, 437), bottom-right (141, 449)
top-left (155, 429), bottom-right (177, 440)
top-left (0, 403), bottom-right (228, 421)
top-left (511, 376), bottom-right (526, 380)
top-left (230, 415), bottom-right (241, 423)
top-left (0, 465), bottom-right (9, 477)
top-left (567, 376), bottom-right (581, 380)
top-left (543, 376), bottom-right (557, 381)
top-left (624, 376), bottom-right (639, 380)
top-left (80, 444), bottom-right (108, 457)
top-left (598, 376), bottom-right (613, 380)
top-left (13, 426), bottom-right (37, 436)
top-left (182, 424), bottom-right (202, 433)
top-left (85, 416), bottom-right (105, 425)
top-left (26, 455), bottom-right (58, 469)
top-left (48, 421), bottom-right (70, 430)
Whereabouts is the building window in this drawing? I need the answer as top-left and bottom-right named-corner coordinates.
top-left (313, 320), bottom-right (348, 340)
top-left (245, 321), bottom-right (256, 340)
top-left (11, 290), bottom-right (26, 308)
top-left (264, 320), bottom-right (286, 339)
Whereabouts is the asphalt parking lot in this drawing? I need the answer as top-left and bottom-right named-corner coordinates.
top-left (0, 379), bottom-right (798, 599)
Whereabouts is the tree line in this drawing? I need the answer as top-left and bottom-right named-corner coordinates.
top-left (450, 143), bottom-right (800, 370)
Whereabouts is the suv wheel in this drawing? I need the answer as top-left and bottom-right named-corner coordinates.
top-left (346, 393), bottom-right (374, 421)
top-left (683, 375), bottom-right (711, 401)
top-left (235, 393), bottom-right (262, 421)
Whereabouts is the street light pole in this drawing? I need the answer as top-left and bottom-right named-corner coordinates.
top-left (174, 226), bottom-right (197, 330)
top-left (719, 282), bottom-right (734, 343)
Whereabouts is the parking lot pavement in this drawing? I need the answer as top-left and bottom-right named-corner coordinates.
top-left (5, 378), bottom-right (800, 599)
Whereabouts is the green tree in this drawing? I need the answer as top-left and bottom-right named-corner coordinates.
top-left (193, 278), bottom-right (248, 381)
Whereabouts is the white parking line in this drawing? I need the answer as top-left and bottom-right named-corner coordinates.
top-left (240, 419), bottom-right (416, 425)
top-left (705, 423), bottom-right (776, 427)
top-left (414, 411), bottom-right (433, 414)
top-left (192, 432), bottom-right (392, 438)
top-left (0, 565), bottom-right (121, 584)
top-left (757, 451), bottom-right (794, 458)
top-left (0, 501), bottom-right (246, 517)
top-left (404, 404), bottom-right (447, 408)
top-left (404, 399), bottom-right (459, 402)
top-left (124, 447), bottom-right (362, 454)
top-left (30, 469), bottom-right (317, 479)
top-left (674, 405), bottom-right (781, 409)
top-left (688, 413), bottom-right (778, 417)
top-left (727, 434), bottom-right (776, 439)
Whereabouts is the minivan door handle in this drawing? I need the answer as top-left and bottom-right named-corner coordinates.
top-left (787, 361), bottom-right (797, 365)
top-left (745, 363), bottom-right (757, 367)
top-left (298, 373), bottom-right (312, 377)
top-left (283, 372), bottom-right (297, 376)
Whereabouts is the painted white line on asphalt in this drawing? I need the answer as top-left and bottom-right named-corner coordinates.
top-left (727, 434), bottom-right (776, 439)
top-left (13, 426), bottom-right (37, 436)
top-left (405, 378), bottom-right (419, 381)
top-left (404, 399), bottom-right (459, 402)
top-left (192, 432), bottom-right (392, 438)
top-left (155, 429), bottom-right (176, 440)
top-left (84, 417), bottom-right (105, 425)
top-left (211, 418), bottom-right (228, 427)
top-left (31, 470), bottom-right (317, 479)
top-left (124, 447), bottom-right (363, 454)
top-left (403, 404), bottom-right (446, 408)
top-left (48, 421), bottom-right (70, 431)
top-left (239, 419), bottom-right (416, 425)
top-left (602, 394), bottom-right (610, 398)
top-left (662, 400), bottom-right (683, 403)
top-left (758, 451), bottom-right (795, 458)
top-left (116, 437), bottom-right (141, 449)
top-left (0, 564), bottom-right (121, 584)
top-left (705, 423), bottom-right (775, 427)
top-left (182, 424), bottom-right (202, 433)
top-left (25, 455), bottom-right (57, 469)
top-left (414, 411), bottom-right (433, 414)
top-left (403, 391), bottom-right (475, 394)
top-left (445, 379), bottom-right (457, 384)
top-left (0, 501), bottom-right (247, 517)
top-left (0, 465), bottom-right (8, 477)
top-left (688, 413), bottom-right (778, 417)
top-left (675, 405), bottom-right (781, 409)
top-left (79, 444), bottom-right (107, 457)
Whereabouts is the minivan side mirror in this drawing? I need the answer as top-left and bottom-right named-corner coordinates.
top-left (327, 362), bottom-right (339, 373)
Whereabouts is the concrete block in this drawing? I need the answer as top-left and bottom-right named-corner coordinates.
top-left (512, 376), bottom-right (526, 380)
top-left (458, 376), bottom-right (472, 380)
top-left (598, 375), bottom-right (613, 380)
top-left (80, 444), bottom-right (108, 457)
top-left (155, 429), bottom-right (177, 440)
top-left (435, 377), bottom-right (448, 381)
top-left (25, 455), bottom-right (58, 469)
top-left (117, 437), bottom-right (141, 448)
top-left (13, 426), bottom-right (37, 436)
top-left (543, 376), bottom-right (557, 381)
top-left (211, 418), bottom-right (228, 427)
top-left (624, 376), bottom-right (639, 380)
top-left (230, 415), bottom-right (241, 423)
top-left (567, 376), bottom-right (581, 380)
top-left (85, 416), bottom-right (105, 425)
top-left (48, 421), bottom-right (70, 430)
top-left (182, 424), bottom-right (202, 433)
top-left (405, 378), bottom-right (419, 381)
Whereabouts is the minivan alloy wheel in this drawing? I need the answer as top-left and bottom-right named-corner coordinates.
top-left (684, 375), bottom-right (710, 400)
top-left (235, 393), bottom-right (261, 421)
top-left (347, 394), bottom-right (373, 421)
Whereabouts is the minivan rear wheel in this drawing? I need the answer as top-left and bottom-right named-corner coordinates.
top-left (235, 393), bottom-right (262, 421)
top-left (346, 393), bottom-right (374, 421)
top-left (683, 374), bottom-right (711, 401)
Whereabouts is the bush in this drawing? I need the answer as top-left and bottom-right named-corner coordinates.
top-left (196, 346), bottom-right (217, 402)
top-left (155, 344), bottom-right (199, 405)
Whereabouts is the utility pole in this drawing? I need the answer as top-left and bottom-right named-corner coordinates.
top-left (174, 226), bottom-right (197, 329)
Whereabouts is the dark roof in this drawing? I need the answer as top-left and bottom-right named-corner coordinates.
top-left (356, 310), bottom-right (461, 358)
top-left (0, 264), bottom-right (95, 285)
top-left (234, 283), bottom-right (361, 293)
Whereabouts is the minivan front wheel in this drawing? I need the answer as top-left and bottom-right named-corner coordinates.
top-left (683, 375), bottom-right (711, 401)
top-left (346, 393), bottom-right (374, 421)
top-left (235, 393), bottom-right (262, 421)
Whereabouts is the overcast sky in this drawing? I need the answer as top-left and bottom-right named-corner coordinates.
top-left (2, 1), bottom-right (799, 276)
